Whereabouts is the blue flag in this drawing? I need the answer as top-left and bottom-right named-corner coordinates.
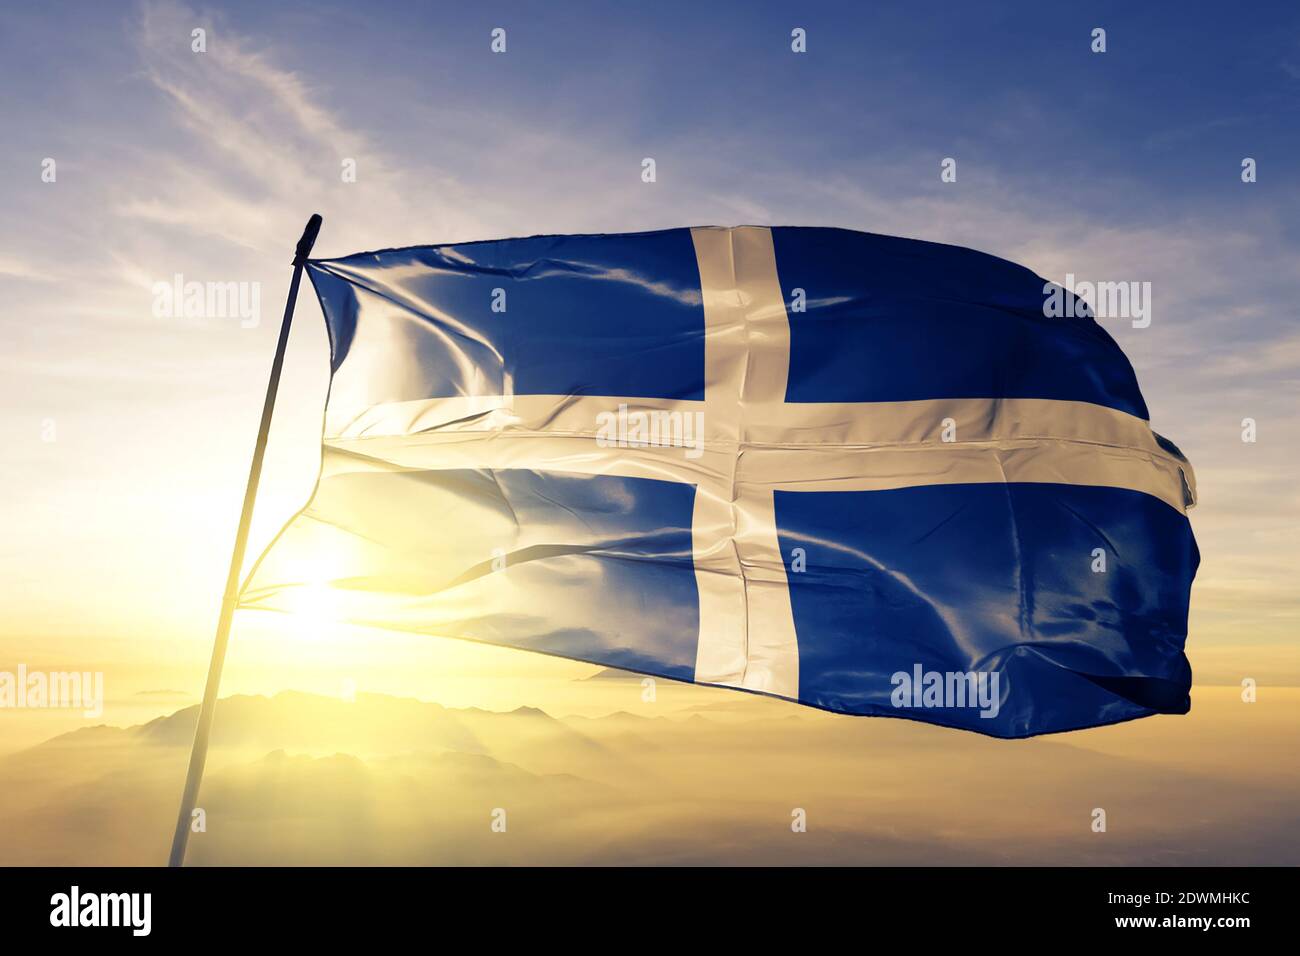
top-left (242, 226), bottom-right (1198, 738)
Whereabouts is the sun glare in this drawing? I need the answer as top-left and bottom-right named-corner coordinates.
top-left (275, 555), bottom-right (350, 644)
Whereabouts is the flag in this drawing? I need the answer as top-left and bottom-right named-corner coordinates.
top-left (240, 226), bottom-right (1198, 738)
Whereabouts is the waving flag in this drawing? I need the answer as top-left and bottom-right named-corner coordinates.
top-left (239, 226), bottom-right (1198, 738)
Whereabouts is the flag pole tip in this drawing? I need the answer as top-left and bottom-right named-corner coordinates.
top-left (294, 214), bottom-right (324, 264)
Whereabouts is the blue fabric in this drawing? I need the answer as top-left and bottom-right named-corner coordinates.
top-left (775, 483), bottom-right (1197, 736)
top-left (297, 466), bottom-right (702, 680)
top-left (772, 227), bottom-right (1149, 418)
top-left (310, 229), bottom-right (706, 400)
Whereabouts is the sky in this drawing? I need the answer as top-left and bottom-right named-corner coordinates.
top-left (1, 0), bottom-right (1299, 751)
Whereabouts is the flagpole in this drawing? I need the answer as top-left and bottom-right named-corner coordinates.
top-left (167, 213), bottom-right (323, 867)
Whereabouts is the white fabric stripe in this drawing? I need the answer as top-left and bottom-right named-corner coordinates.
top-left (327, 392), bottom-right (1179, 464)
top-left (319, 433), bottom-right (1190, 513)
top-left (689, 227), bottom-right (800, 695)
top-left (689, 469), bottom-right (748, 686)
top-left (687, 225), bottom-right (747, 687)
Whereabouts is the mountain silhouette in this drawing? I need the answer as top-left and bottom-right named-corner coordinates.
top-left (0, 687), bottom-right (1296, 865)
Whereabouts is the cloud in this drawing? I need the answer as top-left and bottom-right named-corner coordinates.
top-left (124, 0), bottom-right (460, 255)
top-left (0, 255), bottom-right (58, 282)
top-left (1, 689), bottom-right (1296, 865)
